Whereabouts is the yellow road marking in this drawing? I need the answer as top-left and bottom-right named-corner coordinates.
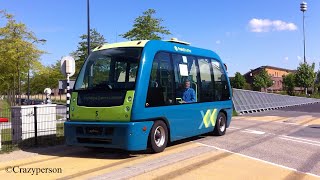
top-left (71, 142), bottom-right (200, 180)
top-left (132, 149), bottom-right (319, 180)
top-left (297, 117), bottom-right (320, 126)
top-left (0, 142), bottom-right (199, 180)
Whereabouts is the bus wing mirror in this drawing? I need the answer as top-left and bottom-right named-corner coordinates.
top-left (224, 63), bottom-right (228, 71)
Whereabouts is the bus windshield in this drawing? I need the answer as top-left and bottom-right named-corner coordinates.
top-left (75, 47), bottom-right (142, 91)
top-left (74, 47), bottom-right (142, 107)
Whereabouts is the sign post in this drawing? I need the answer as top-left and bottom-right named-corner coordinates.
top-left (61, 56), bottom-right (75, 121)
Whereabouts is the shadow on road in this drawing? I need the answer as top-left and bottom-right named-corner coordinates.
top-left (16, 135), bottom-right (206, 160)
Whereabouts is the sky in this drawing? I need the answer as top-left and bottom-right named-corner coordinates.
top-left (1, 0), bottom-right (320, 76)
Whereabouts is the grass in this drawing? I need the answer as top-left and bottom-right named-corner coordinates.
top-left (0, 122), bottom-right (65, 153)
top-left (56, 123), bottom-right (64, 137)
top-left (232, 110), bottom-right (238, 116)
top-left (0, 100), bottom-right (11, 119)
top-left (0, 128), bottom-right (16, 153)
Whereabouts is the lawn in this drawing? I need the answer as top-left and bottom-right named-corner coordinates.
top-left (232, 109), bottom-right (238, 116)
top-left (0, 122), bottom-right (65, 153)
top-left (0, 100), bottom-right (11, 119)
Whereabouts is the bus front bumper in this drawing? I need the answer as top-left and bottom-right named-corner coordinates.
top-left (64, 121), bottom-right (154, 151)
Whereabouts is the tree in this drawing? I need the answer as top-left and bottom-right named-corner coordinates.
top-left (72, 28), bottom-right (106, 76)
top-left (0, 10), bottom-right (44, 105)
top-left (230, 72), bottom-right (246, 89)
top-left (120, 9), bottom-right (171, 40)
top-left (295, 63), bottom-right (316, 95)
top-left (243, 83), bottom-right (252, 90)
top-left (252, 69), bottom-right (273, 92)
top-left (282, 73), bottom-right (296, 96)
top-left (315, 69), bottom-right (320, 85)
top-left (29, 61), bottom-right (64, 94)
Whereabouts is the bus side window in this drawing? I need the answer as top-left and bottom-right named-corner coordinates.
top-left (211, 59), bottom-right (230, 101)
top-left (172, 54), bottom-right (199, 104)
top-left (146, 52), bottom-right (174, 107)
top-left (198, 58), bottom-right (214, 102)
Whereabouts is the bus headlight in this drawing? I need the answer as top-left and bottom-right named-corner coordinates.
top-left (127, 96), bottom-right (132, 102)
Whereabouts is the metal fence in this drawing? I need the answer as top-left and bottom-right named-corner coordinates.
top-left (233, 88), bottom-right (320, 115)
top-left (0, 104), bottom-right (66, 152)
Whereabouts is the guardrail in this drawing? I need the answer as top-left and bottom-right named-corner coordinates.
top-left (232, 89), bottom-right (320, 115)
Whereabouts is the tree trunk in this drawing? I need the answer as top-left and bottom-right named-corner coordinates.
top-left (13, 74), bottom-right (16, 106)
top-left (18, 65), bottom-right (21, 106)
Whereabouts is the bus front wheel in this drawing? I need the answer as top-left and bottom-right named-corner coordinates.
top-left (213, 112), bottom-right (227, 136)
top-left (149, 121), bottom-right (168, 153)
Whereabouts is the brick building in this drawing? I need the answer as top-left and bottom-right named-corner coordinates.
top-left (244, 66), bottom-right (296, 92)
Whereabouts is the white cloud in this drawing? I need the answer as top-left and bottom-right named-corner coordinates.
top-left (284, 57), bottom-right (289, 61)
top-left (215, 40), bottom-right (221, 44)
top-left (297, 56), bottom-right (302, 60)
top-left (249, 18), bottom-right (297, 33)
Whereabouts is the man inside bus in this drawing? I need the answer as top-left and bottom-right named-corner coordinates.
top-left (178, 79), bottom-right (196, 103)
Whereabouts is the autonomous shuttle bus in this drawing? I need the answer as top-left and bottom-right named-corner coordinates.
top-left (65, 39), bottom-right (232, 152)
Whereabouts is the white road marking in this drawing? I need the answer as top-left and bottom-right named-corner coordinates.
top-left (229, 126), bottom-right (266, 135)
top-left (228, 127), bottom-right (241, 130)
top-left (279, 137), bottom-right (320, 147)
top-left (241, 129), bottom-right (266, 135)
top-left (195, 142), bottom-right (320, 178)
top-left (280, 135), bottom-right (320, 144)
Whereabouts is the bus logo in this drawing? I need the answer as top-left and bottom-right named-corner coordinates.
top-left (198, 109), bottom-right (218, 129)
top-left (174, 46), bottom-right (192, 53)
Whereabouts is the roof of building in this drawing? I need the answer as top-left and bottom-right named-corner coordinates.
top-left (244, 65), bottom-right (296, 76)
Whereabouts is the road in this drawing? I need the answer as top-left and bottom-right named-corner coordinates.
top-left (0, 103), bottom-right (319, 179)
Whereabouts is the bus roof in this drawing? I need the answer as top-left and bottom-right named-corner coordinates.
top-left (93, 38), bottom-right (194, 52)
top-left (93, 39), bottom-right (221, 61)
top-left (93, 40), bottom-right (149, 51)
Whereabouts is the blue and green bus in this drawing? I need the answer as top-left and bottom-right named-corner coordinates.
top-left (65, 39), bottom-right (233, 153)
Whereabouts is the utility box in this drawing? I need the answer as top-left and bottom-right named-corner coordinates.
top-left (11, 104), bottom-right (57, 144)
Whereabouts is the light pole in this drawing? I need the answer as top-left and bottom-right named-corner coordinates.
top-left (300, 1), bottom-right (307, 64)
top-left (27, 39), bottom-right (46, 103)
top-left (87, 0), bottom-right (91, 56)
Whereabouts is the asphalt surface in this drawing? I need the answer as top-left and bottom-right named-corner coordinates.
top-left (278, 102), bottom-right (320, 113)
top-left (201, 118), bottom-right (320, 176)
top-left (0, 103), bottom-right (319, 179)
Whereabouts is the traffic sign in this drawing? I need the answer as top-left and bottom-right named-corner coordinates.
top-left (61, 56), bottom-right (75, 77)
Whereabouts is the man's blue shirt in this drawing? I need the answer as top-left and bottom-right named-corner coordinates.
top-left (182, 88), bottom-right (196, 103)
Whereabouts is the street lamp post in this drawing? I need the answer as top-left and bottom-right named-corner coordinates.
top-left (27, 39), bottom-right (46, 103)
top-left (87, 0), bottom-right (91, 56)
top-left (300, 1), bottom-right (307, 64)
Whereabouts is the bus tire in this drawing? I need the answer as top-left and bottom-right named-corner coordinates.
top-left (213, 112), bottom-right (227, 136)
top-left (149, 120), bottom-right (168, 153)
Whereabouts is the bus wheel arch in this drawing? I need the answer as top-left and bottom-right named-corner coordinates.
top-left (219, 109), bottom-right (228, 122)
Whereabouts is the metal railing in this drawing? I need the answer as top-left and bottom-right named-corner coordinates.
top-left (0, 105), bottom-right (66, 152)
top-left (232, 89), bottom-right (320, 114)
